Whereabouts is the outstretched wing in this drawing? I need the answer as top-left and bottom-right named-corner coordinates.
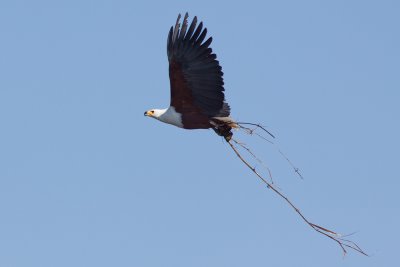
top-left (167, 13), bottom-right (230, 117)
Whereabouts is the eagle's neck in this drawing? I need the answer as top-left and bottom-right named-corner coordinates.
top-left (157, 107), bottom-right (184, 128)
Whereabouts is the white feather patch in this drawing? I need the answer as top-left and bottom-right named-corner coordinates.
top-left (157, 106), bottom-right (184, 128)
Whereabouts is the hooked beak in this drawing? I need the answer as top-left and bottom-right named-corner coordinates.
top-left (144, 111), bottom-right (149, 116)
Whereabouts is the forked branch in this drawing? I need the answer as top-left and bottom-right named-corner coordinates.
top-left (227, 138), bottom-right (367, 256)
top-left (236, 122), bottom-right (276, 139)
top-left (236, 122), bottom-right (304, 179)
top-left (231, 139), bottom-right (275, 185)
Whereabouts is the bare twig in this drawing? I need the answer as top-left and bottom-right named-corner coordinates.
top-left (237, 122), bottom-right (304, 180)
top-left (277, 148), bottom-right (304, 180)
top-left (232, 139), bottom-right (275, 185)
top-left (236, 122), bottom-right (276, 139)
top-left (237, 124), bottom-right (274, 144)
top-left (227, 138), bottom-right (367, 256)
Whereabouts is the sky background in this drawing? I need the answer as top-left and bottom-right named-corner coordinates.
top-left (0, 0), bottom-right (399, 266)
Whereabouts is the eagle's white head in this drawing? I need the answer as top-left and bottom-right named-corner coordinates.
top-left (144, 109), bottom-right (165, 119)
top-left (144, 107), bottom-right (183, 128)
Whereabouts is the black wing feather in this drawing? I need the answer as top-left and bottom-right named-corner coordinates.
top-left (167, 13), bottom-right (230, 117)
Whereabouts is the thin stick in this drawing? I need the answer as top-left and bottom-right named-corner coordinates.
top-left (237, 124), bottom-right (274, 144)
top-left (237, 123), bottom-right (304, 180)
top-left (236, 122), bottom-right (276, 139)
top-left (232, 139), bottom-right (276, 185)
top-left (227, 138), bottom-right (367, 256)
top-left (277, 148), bottom-right (304, 180)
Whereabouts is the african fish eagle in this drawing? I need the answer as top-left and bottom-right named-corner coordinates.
top-left (142, 13), bottom-right (367, 256)
top-left (144, 13), bottom-right (237, 141)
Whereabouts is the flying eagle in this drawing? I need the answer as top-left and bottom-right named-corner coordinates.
top-left (143, 13), bottom-right (366, 256)
top-left (144, 13), bottom-right (236, 141)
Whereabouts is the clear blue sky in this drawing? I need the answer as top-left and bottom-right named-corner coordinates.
top-left (1, 1), bottom-right (399, 266)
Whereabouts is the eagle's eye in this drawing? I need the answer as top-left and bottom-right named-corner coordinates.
top-left (151, 110), bottom-right (154, 114)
